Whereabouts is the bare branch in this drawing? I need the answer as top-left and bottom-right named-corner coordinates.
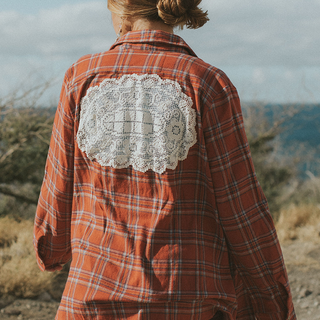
top-left (0, 138), bottom-right (27, 164)
top-left (0, 185), bottom-right (38, 205)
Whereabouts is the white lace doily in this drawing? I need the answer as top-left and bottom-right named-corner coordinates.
top-left (76, 74), bottom-right (197, 174)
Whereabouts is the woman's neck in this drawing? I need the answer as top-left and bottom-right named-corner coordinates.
top-left (130, 18), bottom-right (174, 34)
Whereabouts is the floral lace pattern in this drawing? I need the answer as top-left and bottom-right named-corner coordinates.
top-left (76, 74), bottom-right (197, 174)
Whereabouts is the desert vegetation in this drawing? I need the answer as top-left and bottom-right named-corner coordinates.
top-left (0, 85), bottom-right (319, 306)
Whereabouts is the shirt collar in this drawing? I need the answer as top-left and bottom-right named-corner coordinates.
top-left (110, 30), bottom-right (197, 57)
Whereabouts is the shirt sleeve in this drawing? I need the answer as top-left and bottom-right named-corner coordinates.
top-left (202, 79), bottom-right (296, 319)
top-left (33, 72), bottom-right (75, 272)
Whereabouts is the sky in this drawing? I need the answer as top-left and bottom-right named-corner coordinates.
top-left (1, 0), bottom-right (319, 104)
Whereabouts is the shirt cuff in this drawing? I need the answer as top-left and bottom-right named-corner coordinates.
top-left (36, 253), bottom-right (63, 272)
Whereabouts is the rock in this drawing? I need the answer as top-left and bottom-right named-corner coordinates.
top-left (0, 297), bottom-right (14, 310)
top-left (37, 291), bottom-right (53, 302)
top-left (3, 308), bottom-right (22, 315)
top-left (299, 288), bottom-right (313, 298)
top-left (304, 289), bottom-right (313, 297)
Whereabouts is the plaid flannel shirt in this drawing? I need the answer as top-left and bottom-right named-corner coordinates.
top-left (34, 30), bottom-right (296, 320)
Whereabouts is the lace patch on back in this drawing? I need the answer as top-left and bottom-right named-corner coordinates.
top-left (76, 74), bottom-right (197, 174)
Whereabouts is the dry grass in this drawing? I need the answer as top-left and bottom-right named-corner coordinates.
top-left (276, 204), bottom-right (320, 243)
top-left (0, 216), bottom-right (55, 299)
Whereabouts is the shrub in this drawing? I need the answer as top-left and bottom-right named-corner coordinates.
top-left (276, 204), bottom-right (320, 243)
top-left (0, 86), bottom-right (54, 218)
top-left (0, 217), bottom-right (52, 298)
top-left (0, 216), bottom-right (68, 300)
top-left (242, 102), bottom-right (299, 215)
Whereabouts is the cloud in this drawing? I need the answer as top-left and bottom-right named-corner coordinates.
top-left (180, 0), bottom-right (320, 67)
top-left (0, 0), bottom-right (319, 102)
top-left (0, 1), bottom-right (113, 59)
top-left (1, 0), bottom-right (319, 66)
top-left (0, 1), bottom-right (115, 97)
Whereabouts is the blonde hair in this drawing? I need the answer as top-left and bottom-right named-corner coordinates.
top-left (108, 0), bottom-right (209, 29)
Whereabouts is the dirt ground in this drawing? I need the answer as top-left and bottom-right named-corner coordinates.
top-left (281, 241), bottom-right (320, 319)
top-left (0, 240), bottom-right (319, 320)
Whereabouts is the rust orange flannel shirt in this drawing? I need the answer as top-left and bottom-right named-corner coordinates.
top-left (34, 30), bottom-right (296, 320)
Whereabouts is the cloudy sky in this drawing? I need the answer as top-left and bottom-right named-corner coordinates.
top-left (1, 0), bottom-right (319, 104)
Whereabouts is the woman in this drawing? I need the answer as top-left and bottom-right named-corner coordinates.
top-left (34, 0), bottom-right (296, 319)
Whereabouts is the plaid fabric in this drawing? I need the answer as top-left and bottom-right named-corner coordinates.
top-left (34, 30), bottom-right (296, 320)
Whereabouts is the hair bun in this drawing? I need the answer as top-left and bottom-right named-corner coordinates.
top-left (156, 0), bottom-right (209, 29)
